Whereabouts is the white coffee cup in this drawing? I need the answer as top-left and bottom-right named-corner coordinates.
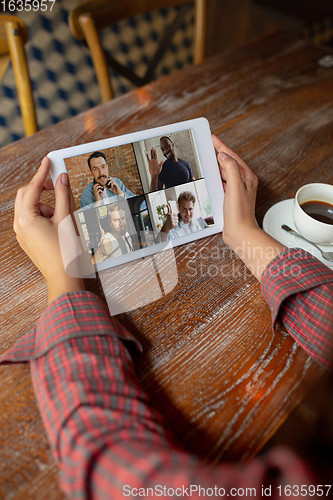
top-left (292, 183), bottom-right (333, 245)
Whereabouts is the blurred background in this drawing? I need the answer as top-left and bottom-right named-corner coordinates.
top-left (1, 0), bottom-right (333, 146)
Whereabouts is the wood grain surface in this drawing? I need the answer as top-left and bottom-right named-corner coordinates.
top-left (0, 31), bottom-right (332, 498)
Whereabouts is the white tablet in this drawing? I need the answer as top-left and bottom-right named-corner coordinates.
top-left (48, 117), bottom-right (223, 274)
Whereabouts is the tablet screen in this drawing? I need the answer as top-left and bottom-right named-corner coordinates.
top-left (63, 128), bottom-right (215, 270)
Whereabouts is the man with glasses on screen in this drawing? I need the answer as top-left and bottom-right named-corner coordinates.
top-left (80, 151), bottom-right (134, 209)
top-left (159, 192), bottom-right (207, 242)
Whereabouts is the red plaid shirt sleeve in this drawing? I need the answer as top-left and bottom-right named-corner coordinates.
top-left (1, 248), bottom-right (331, 499)
top-left (261, 248), bottom-right (333, 369)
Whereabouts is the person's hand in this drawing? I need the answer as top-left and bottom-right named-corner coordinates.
top-left (212, 134), bottom-right (284, 280)
top-left (212, 134), bottom-right (259, 250)
top-left (14, 157), bottom-right (84, 303)
top-left (93, 182), bottom-right (104, 203)
top-left (147, 148), bottom-right (163, 178)
top-left (161, 205), bottom-right (178, 241)
top-left (162, 213), bottom-right (178, 233)
top-left (105, 177), bottom-right (124, 198)
top-left (98, 228), bottom-right (112, 256)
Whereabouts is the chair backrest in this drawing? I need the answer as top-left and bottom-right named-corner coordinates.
top-left (0, 15), bottom-right (38, 137)
top-left (69, 0), bottom-right (206, 102)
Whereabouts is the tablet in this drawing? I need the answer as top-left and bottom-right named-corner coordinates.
top-left (48, 117), bottom-right (223, 274)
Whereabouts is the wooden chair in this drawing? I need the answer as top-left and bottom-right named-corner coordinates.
top-left (0, 15), bottom-right (38, 137)
top-left (69, 0), bottom-right (207, 103)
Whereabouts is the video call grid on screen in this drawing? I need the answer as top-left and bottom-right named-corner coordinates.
top-left (48, 118), bottom-right (224, 271)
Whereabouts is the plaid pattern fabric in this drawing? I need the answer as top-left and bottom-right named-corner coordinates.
top-left (261, 248), bottom-right (333, 369)
top-left (1, 249), bottom-right (332, 498)
top-left (29, 326), bottom-right (317, 500)
top-left (0, 291), bottom-right (141, 361)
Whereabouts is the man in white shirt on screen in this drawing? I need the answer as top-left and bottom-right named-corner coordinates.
top-left (159, 192), bottom-right (207, 242)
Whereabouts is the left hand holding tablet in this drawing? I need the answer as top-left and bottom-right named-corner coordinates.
top-left (13, 157), bottom-right (84, 303)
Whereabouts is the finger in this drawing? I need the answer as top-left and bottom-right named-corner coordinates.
top-left (39, 203), bottom-right (55, 218)
top-left (106, 177), bottom-right (114, 187)
top-left (167, 204), bottom-right (171, 214)
top-left (43, 177), bottom-right (54, 191)
top-left (219, 157), bottom-right (258, 201)
top-left (217, 153), bottom-right (245, 193)
top-left (218, 151), bottom-right (257, 192)
top-left (14, 185), bottom-right (26, 212)
top-left (212, 134), bottom-right (257, 189)
top-left (214, 131), bottom-right (258, 189)
top-left (13, 184), bottom-right (29, 234)
top-left (217, 152), bottom-right (230, 183)
top-left (54, 173), bottom-right (71, 222)
top-left (25, 157), bottom-right (51, 207)
top-left (212, 134), bottom-right (248, 169)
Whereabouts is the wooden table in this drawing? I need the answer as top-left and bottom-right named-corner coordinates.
top-left (0, 32), bottom-right (332, 499)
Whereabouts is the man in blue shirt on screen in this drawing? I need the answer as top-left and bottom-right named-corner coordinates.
top-left (148, 136), bottom-right (195, 191)
top-left (80, 151), bottom-right (134, 209)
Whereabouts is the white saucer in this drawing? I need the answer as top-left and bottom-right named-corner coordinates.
top-left (262, 199), bottom-right (333, 269)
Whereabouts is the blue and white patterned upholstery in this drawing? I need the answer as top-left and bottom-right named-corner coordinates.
top-left (0, 0), bottom-right (195, 146)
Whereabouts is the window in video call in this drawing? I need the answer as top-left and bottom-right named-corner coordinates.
top-left (64, 128), bottom-right (215, 265)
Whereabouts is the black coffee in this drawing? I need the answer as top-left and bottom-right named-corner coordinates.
top-left (300, 200), bottom-right (333, 225)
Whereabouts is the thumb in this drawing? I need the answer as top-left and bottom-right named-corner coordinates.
top-left (217, 152), bottom-right (244, 191)
top-left (54, 173), bottom-right (71, 222)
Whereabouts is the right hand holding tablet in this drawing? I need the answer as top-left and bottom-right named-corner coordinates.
top-left (212, 134), bottom-right (259, 250)
top-left (212, 134), bottom-right (284, 281)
